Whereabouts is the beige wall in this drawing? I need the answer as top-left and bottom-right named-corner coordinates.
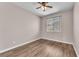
top-left (0, 2), bottom-right (75, 54)
top-left (40, 10), bottom-right (73, 44)
top-left (0, 3), bottom-right (40, 51)
top-left (73, 2), bottom-right (79, 56)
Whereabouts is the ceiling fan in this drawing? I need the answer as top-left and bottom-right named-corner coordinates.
top-left (36, 2), bottom-right (53, 11)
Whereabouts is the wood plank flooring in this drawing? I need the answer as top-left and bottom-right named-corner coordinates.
top-left (0, 39), bottom-right (77, 57)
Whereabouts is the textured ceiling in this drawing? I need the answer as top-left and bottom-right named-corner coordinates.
top-left (14, 2), bottom-right (74, 16)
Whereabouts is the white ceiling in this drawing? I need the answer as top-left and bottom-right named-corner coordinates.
top-left (14, 2), bottom-right (74, 17)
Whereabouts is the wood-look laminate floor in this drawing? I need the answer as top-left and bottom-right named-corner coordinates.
top-left (0, 39), bottom-right (77, 57)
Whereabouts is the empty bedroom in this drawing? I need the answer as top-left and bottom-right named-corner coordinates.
top-left (0, 2), bottom-right (79, 57)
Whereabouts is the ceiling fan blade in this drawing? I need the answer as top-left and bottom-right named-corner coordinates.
top-left (38, 2), bottom-right (42, 4)
top-left (36, 7), bottom-right (41, 9)
top-left (46, 6), bottom-right (53, 8)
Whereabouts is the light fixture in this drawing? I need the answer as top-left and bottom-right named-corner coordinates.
top-left (36, 2), bottom-right (53, 11)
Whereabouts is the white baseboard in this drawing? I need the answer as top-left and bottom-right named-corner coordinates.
top-left (40, 37), bottom-right (72, 45)
top-left (0, 37), bottom-right (40, 53)
top-left (72, 44), bottom-right (79, 57)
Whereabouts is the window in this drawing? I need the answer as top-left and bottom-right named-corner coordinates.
top-left (47, 16), bottom-right (61, 32)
